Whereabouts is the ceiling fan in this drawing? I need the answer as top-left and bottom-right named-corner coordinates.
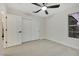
top-left (32, 3), bottom-right (60, 15)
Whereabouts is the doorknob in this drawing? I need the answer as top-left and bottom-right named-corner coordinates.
top-left (18, 31), bottom-right (22, 33)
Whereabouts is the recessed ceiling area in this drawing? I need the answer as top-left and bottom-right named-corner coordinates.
top-left (4, 3), bottom-right (79, 18)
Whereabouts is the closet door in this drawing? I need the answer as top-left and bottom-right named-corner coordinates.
top-left (22, 18), bottom-right (32, 42)
top-left (32, 19), bottom-right (40, 40)
top-left (5, 14), bottom-right (22, 47)
top-left (22, 18), bottom-right (40, 42)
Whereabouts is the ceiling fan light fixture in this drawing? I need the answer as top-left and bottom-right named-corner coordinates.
top-left (32, 3), bottom-right (60, 15)
top-left (41, 6), bottom-right (47, 11)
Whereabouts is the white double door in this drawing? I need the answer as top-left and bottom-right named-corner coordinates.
top-left (22, 18), bottom-right (40, 42)
top-left (4, 14), bottom-right (40, 48)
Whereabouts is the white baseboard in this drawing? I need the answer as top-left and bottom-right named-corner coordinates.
top-left (48, 38), bottom-right (79, 50)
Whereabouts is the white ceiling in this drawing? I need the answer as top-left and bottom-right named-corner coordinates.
top-left (5, 3), bottom-right (79, 18)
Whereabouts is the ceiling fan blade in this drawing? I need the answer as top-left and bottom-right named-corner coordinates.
top-left (47, 4), bottom-right (60, 8)
top-left (45, 10), bottom-right (48, 15)
top-left (32, 3), bottom-right (41, 7)
top-left (33, 9), bottom-right (41, 13)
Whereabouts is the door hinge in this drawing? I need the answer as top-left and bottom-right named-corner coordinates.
top-left (2, 35), bottom-right (4, 40)
top-left (5, 16), bottom-right (7, 19)
top-left (2, 34), bottom-right (4, 38)
top-left (5, 29), bottom-right (7, 31)
top-left (5, 41), bottom-right (7, 44)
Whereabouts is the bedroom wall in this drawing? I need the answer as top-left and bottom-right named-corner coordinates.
top-left (7, 8), bottom-right (45, 39)
top-left (46, 5), bottom-right (79, 49)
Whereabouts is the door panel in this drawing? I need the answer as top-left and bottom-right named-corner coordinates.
top-left (6, 14), bottom-right (22, 47)
top-left (32, 20), bottom-right (40, 40)
top-left (22, 19), bottom-right (32, 42)
top-left (22, 18), bottom-right (40, 42)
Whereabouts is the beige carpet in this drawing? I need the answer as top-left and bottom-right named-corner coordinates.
top-left (3, 39), bottom-right (79, 56)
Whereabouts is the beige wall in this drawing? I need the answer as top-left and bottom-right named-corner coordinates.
top-left (46, 5), bottom-right (79, 49)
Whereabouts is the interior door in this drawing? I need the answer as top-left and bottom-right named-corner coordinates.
top-left (6, 14), bottom-right (22, 47)
top-left (22, 18), bottom-right (32, 42)
top-left (22, 18), bottom-right (40, 42)
top-left (32, 19), bottom-right (40, 40)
